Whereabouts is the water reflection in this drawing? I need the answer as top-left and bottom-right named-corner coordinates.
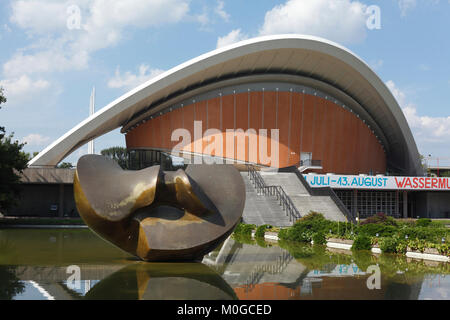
top-left (204, 237), bottom-right (450, 300)
top-left (0, 228), bottom-right (449, 300)
top-left (0, 265), bottom-right (25, 300)
top-left (84, 263), bottom-right (237, 300)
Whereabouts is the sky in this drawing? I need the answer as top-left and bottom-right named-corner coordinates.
top-left (0, 0), bottom-right (449, 167)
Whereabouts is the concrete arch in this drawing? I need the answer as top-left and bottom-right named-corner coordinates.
top-left (29, 34), bottom-right (422, 176)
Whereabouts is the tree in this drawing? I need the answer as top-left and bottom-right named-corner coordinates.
top-left (58, 162), bottom-right (74, 169)
top-left (0, 88), bottom-right (29, 213)
top-left (100, 146), bottom-right (129, 169)
top-left (24, 151), bottom-right (39, 162)
top-left (440, 171), bottom-right (450, 177)
top-left (0, 266), bottom-right (25, 300)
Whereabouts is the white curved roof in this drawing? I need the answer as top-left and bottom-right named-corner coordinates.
top-left (29, 34), bottom-right (423, 175)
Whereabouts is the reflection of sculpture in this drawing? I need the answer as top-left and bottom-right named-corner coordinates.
top-left (74, 155), bottom-right (245, 261)
top-left (84, 262), bottom-right (237, 300)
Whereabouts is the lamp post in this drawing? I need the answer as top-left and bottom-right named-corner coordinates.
top-left (437, 157), bottom-right (440, 177)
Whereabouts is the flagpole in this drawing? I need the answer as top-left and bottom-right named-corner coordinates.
top-left (88, 87), bottom-right (95, 154)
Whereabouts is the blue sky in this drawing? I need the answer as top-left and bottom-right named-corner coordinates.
top-left (0, 0), bottom-right (449, 167)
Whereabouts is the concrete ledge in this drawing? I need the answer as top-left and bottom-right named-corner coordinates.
top-left (371, 247), bottom-right (382, 254)
top-left (264, 232), bottom-right (279, 241)
top-left (406, 251), bottom-right (450, 262)
top-left (327, 238), bottom-right (354, 245)
top-left (251, 231), bottom-right (280, 241)
top-left (326, 242), bottom-right (353, 250)
top-left (264, 234), bottom-right (280, 241)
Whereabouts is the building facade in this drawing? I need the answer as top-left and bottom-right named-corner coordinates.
top-left (27, 35), bottom-right (450, 219)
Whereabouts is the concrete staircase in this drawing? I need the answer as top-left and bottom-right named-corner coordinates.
top-left (240, 172), bottom-right (293, 227)
top-left (260, 172), bottom-right (347, 222)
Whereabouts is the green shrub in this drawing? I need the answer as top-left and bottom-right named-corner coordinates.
top-left (295, 211), bottom-right (325, 224)
top-left (255, 237), bottom-right (268, 248)
top-left (255, 224), bottom-right (271, 238)
top-left (283, 226), bottom-right (313, 242)
top-left (282, 212), bottom-right (329, 242)
top-left (406, 239), bottom-right (428, 253)
top-left (233, 223), bottom-right (256, 236)
top-left (360, 212), bottom-right (398, 227)
top-left (358, 223), bottom-right (397, 237)
top-left (278, 228), bottom-right (289, 240)
top-left (379, 237), bottom-right (399, 253)
top-left (232, 233), bottom-right (255, 245)
top-left (395, 240), bottom-right (408, 254)
top-left (398, 226), bottom-right (449, 243)
top-left (416, 218), bottom-right (432, 228)
top-left (312, 232), bottom-right (327, 245)
top-left (352, 234), bottom-right (372, 251)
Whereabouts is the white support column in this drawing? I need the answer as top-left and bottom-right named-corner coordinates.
top-left (88, 87), bottom-right (95, 154)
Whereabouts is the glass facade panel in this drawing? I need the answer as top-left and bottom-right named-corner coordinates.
top-left (335, 190), bottom-right (402, 218)
top-left (127, 149), bottom-right (188, 171)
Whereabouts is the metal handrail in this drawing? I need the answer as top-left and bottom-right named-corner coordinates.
top-left (247, 165), bottom-right (301, 223)
top-left (245, 252), bottom-right (294, 292)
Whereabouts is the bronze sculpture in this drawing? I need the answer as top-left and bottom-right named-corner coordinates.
top-left (74, 155), bottom-right (245, 261)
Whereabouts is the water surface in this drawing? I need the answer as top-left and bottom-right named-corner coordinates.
top-left (0, 228), bottom-right (448, 300)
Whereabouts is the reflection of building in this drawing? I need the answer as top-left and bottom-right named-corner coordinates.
top-left (203, 238), bottom-right (309, 299)
top-left (23, 35), bottom-right (450, 220)
top-left (203, 239), bottom-right (427, 300)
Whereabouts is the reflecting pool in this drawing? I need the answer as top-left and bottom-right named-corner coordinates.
top-left (0, 228), bottom-right (449, 300)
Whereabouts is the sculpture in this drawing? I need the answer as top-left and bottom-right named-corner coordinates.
top-left (74, 155), bottom-right (245, 261)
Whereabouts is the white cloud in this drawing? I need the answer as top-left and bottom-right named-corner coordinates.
top-left (398, 0), bottom-right (417, 16)
top-left (107, 64), bottom-right (165, 90)
top-left (4, 0), bottom-right (190, 78)
top-left (258, 0), bottom-right (369, 44)
top-left (22, 133), bottom-right (51, 146)
top-left (386, 80), bottom-right (450, 154)
top-left (216, 29), bottom-right (248, 48)
top-left (0, 75), bottom-right (50, 99)
top-left (10, 0), bottom-right (69, 34)
top-left (215, 1), bottom-right (230, 22)
top-left (195, 10), bottom-right (210, 28)
top-left (369, 59), bottom-right (384, 71)
top-left (11, 0), bottom-right (189, 34)
top-left (386, 80), bottom-right (408, 107)
top-left (3, 50), bottom-right (88, 78)
top-left (87, 0), bottom-right (189, 29)
top-left (1, 0), bottom-right (191, 110)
